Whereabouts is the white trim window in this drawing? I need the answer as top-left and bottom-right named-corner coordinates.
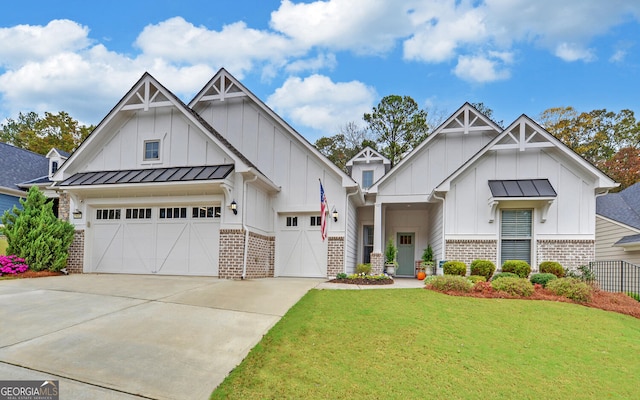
top-left (500, 209), bottom-right (532, 265)
top-left (143, 140), bottom-right (160, 161)
top-left (362, 170), bottom-right (374, 189)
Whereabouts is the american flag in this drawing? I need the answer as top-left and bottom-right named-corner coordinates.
top-left (320, 180), bottom-right (328, 241)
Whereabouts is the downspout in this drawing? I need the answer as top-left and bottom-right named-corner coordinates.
top-left (343, 187), bottom-right (359, 275)
top-left (241, 174), bottom-right (259, 280)
top-left (433, 192), bottom-right (446, 266)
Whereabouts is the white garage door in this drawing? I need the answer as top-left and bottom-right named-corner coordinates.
top-left (275, 213), bottom-right (327, 277)
top-left (90, 205), bottom-right (220, 276)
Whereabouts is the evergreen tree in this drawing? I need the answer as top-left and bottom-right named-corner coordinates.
top-left (1, 186), bottom-right (75, 271)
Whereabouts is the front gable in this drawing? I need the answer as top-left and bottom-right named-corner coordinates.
top-left (373, 103), bottom-right (502, 197)
top-left (53, 74), bottom-right (252, 182)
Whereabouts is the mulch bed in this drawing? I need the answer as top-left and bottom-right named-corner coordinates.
top-left (330, 278), bottom-right (394, 285)
top-left (428, 283), bottom-right (640, 319)
top-left (1, 270), bottom-right (64, 279)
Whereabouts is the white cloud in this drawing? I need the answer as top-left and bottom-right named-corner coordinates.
top-left (285, 53), bottom-right (338, 74)
top-left (554, 43), bottom-right (596, 62)
top-left (404, 2), bottom-right (487, 63)
top-left (0, 20), bottom-right (91, 68)
top-left (270, 0), bottom-right (414, 55)
top-left (135, 17), bottom-right (300, 78)
top-left (267, 75), bottom-right (377, 135)
top-left (453, 53), bottom-right (512, 83)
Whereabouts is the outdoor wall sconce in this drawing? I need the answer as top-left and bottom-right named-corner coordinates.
top-left (230, 200), bottom-right (238, 215)
top-left (72, 209), bottom-right (82, 219)
top-left (332, 207), bottom-right (338, 222)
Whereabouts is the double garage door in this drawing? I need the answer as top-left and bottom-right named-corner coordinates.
top-left (89, 205), bottom-right (220, 276)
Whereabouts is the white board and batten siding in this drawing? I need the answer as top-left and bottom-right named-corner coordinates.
top-left (445, 148), bottom-right (596, 237)
top-left (81, 108), bottom-right (232, 173)
top-left (194, 93), bottom-right (350, 277)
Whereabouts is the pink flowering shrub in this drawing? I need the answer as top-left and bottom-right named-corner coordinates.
top-left (0, 255), bottom-right (29, 276)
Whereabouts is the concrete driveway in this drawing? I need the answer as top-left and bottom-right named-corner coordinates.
top-left (0, 274), bottom-right (324, 399)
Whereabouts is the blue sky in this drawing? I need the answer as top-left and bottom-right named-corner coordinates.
top-left (1, 0), bottom-right (639, 142)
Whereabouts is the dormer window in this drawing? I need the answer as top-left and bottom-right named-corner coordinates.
top-left (51, 161), bottom-right (59, 175)
top-left (362, 170), bottom-right (374, 189)
top-left (144, 140), bottom-right (160, 161)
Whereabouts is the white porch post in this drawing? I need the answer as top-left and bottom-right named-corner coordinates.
top-left (371, 201), bottom-right (384, 274)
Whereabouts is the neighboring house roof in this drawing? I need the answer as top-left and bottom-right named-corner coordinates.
top-left (596, 182), bottom-right (640, 230)
top-left (0, 142), bottom-right (49, 193)
top-left (614, 233), bottom-right (640, 246)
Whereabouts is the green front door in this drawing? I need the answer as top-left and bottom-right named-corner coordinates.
top-left (396, 233), bottom-right (415, 276)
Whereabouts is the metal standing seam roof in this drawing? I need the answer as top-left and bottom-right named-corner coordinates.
top-left (488, 179), bottom-right (557, 197)
top-left (59, 164), bottom-right (234, 186)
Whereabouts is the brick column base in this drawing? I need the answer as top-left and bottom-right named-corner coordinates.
top-left (218, 229), bottom-right (245, 279)
top-left (370, 252), bottom-right (384, 275)
top-left (66, 230), bottom-right (84, 273)
top-left (327, 236), bottom-right (344, 277)
top-left (536, 240), bottom-right (594, 271)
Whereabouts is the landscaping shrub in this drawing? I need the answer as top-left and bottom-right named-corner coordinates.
top-left (491, 272), bottom-right (519, 281)
top-left (546, 278), bottom-right (593, 303)
top-left (336, 272), bottom-right (347, 279)
top-left (530, 273), bottom-right (558, 287)
top-left (468, 275), bottom-right (487, 284)
top-left (0, 186), bottom-right (75, 271)
top-left (355, 263), bottom-right (372, 275)
top-left (491, 277), bottom-right (534, 297)
top-left (501, 260), bottom-right (531, 278)
top-left (539, 261), bottom-right (565, 278)
top-left (0, 255), bottom-right (29, 276)
top-left (565, 265), bottom-right (597, 283)
top-left (443, 261), bottom-right (467, 276)
top-left (470, 259), bottom-right (496, 281)
top-left (426, 275), bottom-right (473, 292)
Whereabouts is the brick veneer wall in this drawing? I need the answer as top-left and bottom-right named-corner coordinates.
top-left (218, 229), bottom-right (245, 279)
top-left (66, 230), bottom-right (84, 273)
top-left (370, 252), bottom-right (384, 275)
top-left (219, 229), bottom-right (276, 279)
top-left (244, 231), bottom-right (275, 279)
top-left (327, 236), bottom-right (344, 277)
top-left (446, 240), bottom-right (498, 272)
top-left (537, 239), bottom-right (594, 271)
top-left (58, 192), bottom-right (70, 221)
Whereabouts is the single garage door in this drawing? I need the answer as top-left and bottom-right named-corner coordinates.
top-left (275, 213), bottom-right (327, 277)
top-left (90, 205), bottom-right (220, 275)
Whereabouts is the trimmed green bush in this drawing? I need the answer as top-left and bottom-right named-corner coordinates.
top-left (546, 278), bottom-right (593, 303)
top-left (539, 261), bottom-right (565, 278)
top-left (356, 263), bottom-right (372, 275)
top-left (492, 272), bottom-right (519, 281)
top-left (443, 261), bottom-right (467, 276)
top-left (530, 273), bottom-right (558, 287)
top-left (470, 259), bottom-right (496, 281)
top-left (627, 292), bottom-right (640, 302)
top-left (501, 260), bottom-right (531, 278)
top-left (468, 275), bottom-right (487, 284)
top-left (1, 186), bottom-right (75, 271)
top-left (491, 277), bottom-right (534, 297)
top-left (426, 275), bottom-right (473, 292)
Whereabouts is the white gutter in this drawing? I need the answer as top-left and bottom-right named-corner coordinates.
top-left (241, 174), bottom-right (259, 279)
top-left (343, 186), bottom-right (360, 275)
top-left (433, 192), bottom-right (446, 264)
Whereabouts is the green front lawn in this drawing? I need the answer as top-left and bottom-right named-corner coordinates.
top-left (212, 289), bottom-right (640, 399)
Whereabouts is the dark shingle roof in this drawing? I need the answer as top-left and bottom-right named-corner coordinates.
top-left (60, 165), bottom-right (233, 186)
top-left (0, 143), bottom-right (49, 191)
top-left (53, 148), bottom-right (70, 158)
top-left (596, 182), bottom-right (640, 230)
top-left (614, 233), bottom-right (640, 246)
top-left (488, 179), bottom-right (557, 197)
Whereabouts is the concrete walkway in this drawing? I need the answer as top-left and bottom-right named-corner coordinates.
top-left (0, 275), bottom-right (324, 400)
